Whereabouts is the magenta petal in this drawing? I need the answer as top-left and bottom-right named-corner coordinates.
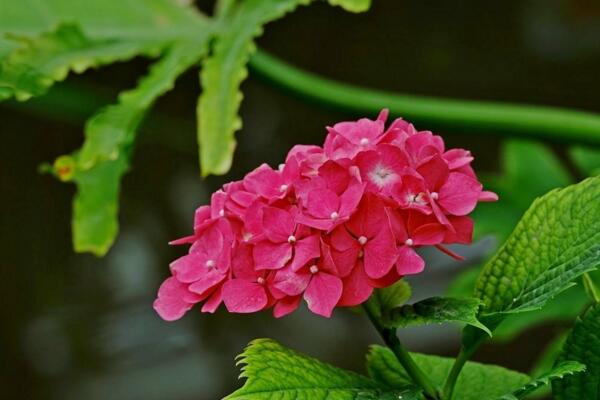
top-left (412, 223), bottom-right (446, 246)
top-left (188, 269), bottom-right (226, 296)
top-left (339, 179), bottom-right (364, 217)
top-left (303, 272), bottom-right (343, 318)
top-left (417, 155), bottom-right (449, 191)
top-left (338, 262), bottom-right (374, 307)
top-left (222, 279), bottom-right (268, 313)
top-left (253, 241), bottom-right (292, 270)
top-left (170, 253), bottom-right (207, 283)
top-left (306, 188), bottom-right (340, 219)
top-left (201, 287), bottom-right (223, 313)
top-left (439, 172), bottom-right (482, 215)
top-left (479, 190), bottom-right (499, 202)
top-left (262, 206), bottom-right (294, 242)
top-left (273, 296), bottom-right (301, 318)
top-left (396, 246), bottom-right (425, 275)
top-left (291, 234), bottom-right (320, 271)
top-left (364, 230), bottom-right (398, 279)
top-left (273, 266), bottom-right (311, 296)
top-left (153, 277), bottom-right (196, 321)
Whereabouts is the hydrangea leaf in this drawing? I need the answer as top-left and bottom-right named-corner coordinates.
top-left (225, 339), bottom-right (417, 400)
top-left (368, 280), bottom-right (412, 319)
top-left (367, 345), bottom-right (530, 400)
top-left (497, 361), bottom-right (585, 400)
top-left (0, 0), bottom-right (208, 100)
top-left (570, 146), bottom-right (600, 176)
top-left (474, 176), bottom-right (600, 315)
top-left (382, 296), bottom-right (491, 335)
top-left (52, 42), bottom-right (208, 256)
top-left (327, 0), bottom-right (372, 13)
top-left (553, 304), bottom-right (600, 399)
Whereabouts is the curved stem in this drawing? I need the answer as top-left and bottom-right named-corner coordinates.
top-left (441, 346), bottom-right (472, 400)
top-left (363, 300), bottom-right (440, 399)
top-left (249, 50), bottom-right (600, 146)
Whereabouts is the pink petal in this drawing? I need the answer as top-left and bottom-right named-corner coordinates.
top-left (306, 188), bottom-right (340, 219)
top-left (201, 287), bottom-right (223, 313)
top-left (262, 206), bottom-right (294, 242)
top-left (339, 179), bottom-right (364, 217)
top-left (364, 226), bottom-right (398, 279)
top-left (439, 172), bottom-right (482, 216)
top-left (170, 253), bottom-right (208, 283)
top-left (273, 296), bottom-right (302, 318)
top-left (396, 246), bottom-right (425, 275)
top-left (253, 241), bottom-right (292, 270)
top-left (412, 223), bottom-right (446, 246)
top-left (338, 261), bottom-right (374, 307)
top-left (318, 160), bottom-right (350, 194)
top-left (231, 242), bottom-right (255, 278)
top-left (479, 190), bottom-right (499, 202)
top-left (222, 279), bottom-right (269, 313)
top-left (416, 154), bottom-right (449, 191)
top-left (303, 272), bottom-right (343, 317)
top-left (188, 269), bottom-right (227, 296)
top-left (445, 216), bottom-right (474, 244)
top-left (369, 268), bottom-right (401, 288)
top-left (273, 266), bottom-right (311, 296)
top-left (243, 163), bottom-right (282, 198)
top-left (291, 234), bottom-right (320, 271)
top-left (153, 277), bottom-right (197, 321)
top-left (443, 149), bottom-right (473, 170)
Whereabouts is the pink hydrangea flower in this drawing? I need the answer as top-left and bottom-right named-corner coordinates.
top-left (154, 110), bottom-right (497, 320)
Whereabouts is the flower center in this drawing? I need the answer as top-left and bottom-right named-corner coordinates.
top-left (358, 235), bottom-right (368, 245)
top-left (430, 191), bottom-right (439, 200)
top-left (257, 277), bottom-right (265, 285)
top-left (309, 265), bottom-right (319, 274)
top-left (405, 238), bottom-right (414, 246)
top-left (288, 235), bottom-right (296, 244)
top-left (218, 209), bottom-right (225, 217)
top-left (205, 259), bottom-right (216, 268)
top-left (330, 211), bottom-right (339, 220)
top-left (280, 184), bottom-right (288, 192)
top-left (369, 164), bottom-right (398, 188)
top-left (360, 138), bottom-right (370, 146)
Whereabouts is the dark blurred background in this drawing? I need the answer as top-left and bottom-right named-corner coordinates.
top-left (2, 0), bottom-right (600, 399)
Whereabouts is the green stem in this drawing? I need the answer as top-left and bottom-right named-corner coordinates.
top-left (441, 346), bottom-right (473, 400)
top-left (583, 273), bottom-right (600, 304)
top-left (249, 50), bottom-right (600, 146)
top-left (363, 300), bottom-right (440, 399)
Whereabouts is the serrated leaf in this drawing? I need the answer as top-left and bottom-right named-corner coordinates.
top-left (225, 339), bottom-right (415, 400)
top-left (570, 146), bottom-right (600, 176)
top-left (553, 304), bottom-right (600, 399)
top-left (368, 280), bottom-right (412, 319)
top-left (54, 42), bottom-right (208, 255)
top-left (327, 0), bottom-right (372, 13)
top-left (498, 361), bottom-right (585, 400)
top-left (367, 345), bottom-right (530, 400)
top-left (198, 0), bottom-right (311, 176)
top-left (474, 176), bottom-right (600, 315)
top-left (382, 296), bottom-right (491, 335)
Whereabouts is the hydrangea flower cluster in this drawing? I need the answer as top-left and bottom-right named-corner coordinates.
top-left (154, 110), bottom-right (497, 320)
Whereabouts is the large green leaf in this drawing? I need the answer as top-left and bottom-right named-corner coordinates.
top-left (474, 176), bottom-right (600, 315)
top-left (0, 0), bottom-right (209, 100)
top-left (367, 345), bottom-right (530, 400)
top-left (553, 303), bottom-right (600, 399)
top-left (53, 41), bottom-right (208, 255)
top-left (497, 361), bottom-right (585, 400)
top-left (225, 339), bottom-right (417, 400)
top-left (382, 296), bottom-right (490, 335)
top-left (198, 0), bottom-right (310, 175)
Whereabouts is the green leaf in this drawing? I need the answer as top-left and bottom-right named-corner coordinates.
top-left (54, 42), bottom-right (208, 255)
top-left (474, 176), bottom-right (600, 315)
top-left (367, 345), bottom-right (530, 400)
top-left (0, 0), bottom-right (209, 100)
top-left (327, 0), bottom-right (372, 13)
top-left (498, 361), bottom-right (585, 400)
top-left (570, 146), bottom-right (600, 176)
top-left (553, 304), bottom-right (600, 399)
top-left (225, 339), bottom-right (415, 400)
top-left (198, 0), bottom-right (312, 175)
top-left (368, 280), bottom-right (412, 319)
top-left (382, 296), bottom-right (491, 335)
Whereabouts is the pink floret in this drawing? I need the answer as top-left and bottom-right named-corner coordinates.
top-left (154, 110), bottom-right (497, 320)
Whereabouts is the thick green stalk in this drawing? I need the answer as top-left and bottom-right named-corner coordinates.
top-left (363, 299), bottom-right (440, 399)
top-left (441, 346), bottom-right (475, 400)
top-left (249, 50), bottom-right (600, 146)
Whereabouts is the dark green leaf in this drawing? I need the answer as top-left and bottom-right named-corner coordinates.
top-left (368, 280), bottom-right (412, 319)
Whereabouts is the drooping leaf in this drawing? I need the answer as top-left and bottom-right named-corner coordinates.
top-left (0, 0), bottom-right (209, 100)
top-left (553, 304), bottom-right (600, 399)
top-left (368, 280), bottom-right (412, 319)
top-left (474, 176), bottom-right (600, 315)
top-left (497, 361), bottom-right (585, 400)
top-left (225, 339), bottom-right (416, 400)
top-left (570, 146), bottom-right (600, 176)
top-left (382, 296), bottom-right (490, 335)
top-left (367, 345), bottom-right (530, 400)
top-left (327, 0), bottom-right (372, 13)
top-left (54, 42), bottom-right (208, 255)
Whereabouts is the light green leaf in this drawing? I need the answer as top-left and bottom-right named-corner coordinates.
top-left (367, 345), bottom-right (530, 400)
top-left (569, 146), bottom-right (600, 176)
top-left (368, 280), bottom-right (412, 319)
top-left (225, 339), bottom-right (415, 400)
top-left (198, 0), bottom-right (311, 176)
top-left (382, 296), bottom-right (491, 335)
top-left (498, 361), bottom-right (585, 400)
top-left (474, 176), bottom-right (600, 315)
top-left (54, 42), bottom-right (208, 255)
top-left (327, 0), bottom-right (372, 13)
top-left (553, 304), bottom-right (600, 399)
